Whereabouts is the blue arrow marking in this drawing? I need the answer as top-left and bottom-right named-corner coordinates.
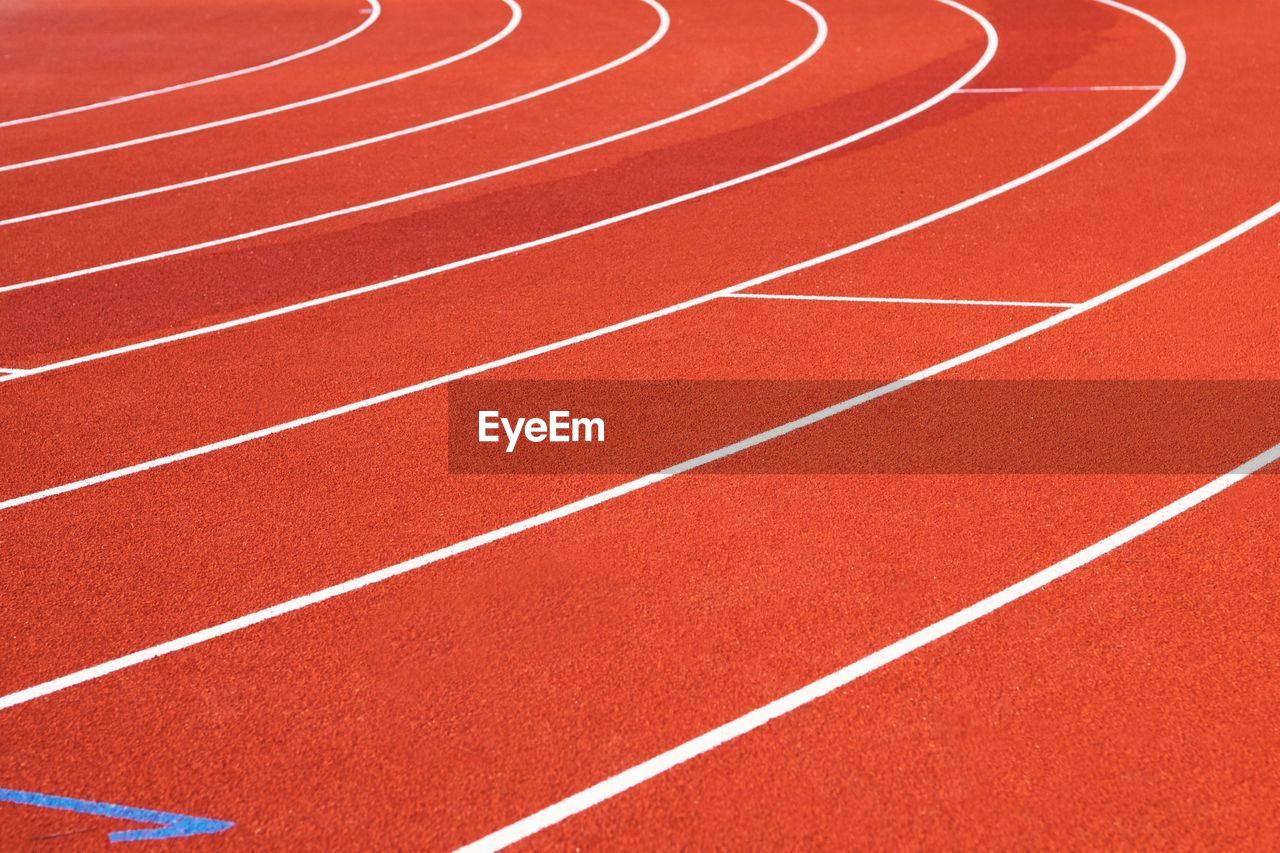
top-left (0, 787), bottom-right (232, 842)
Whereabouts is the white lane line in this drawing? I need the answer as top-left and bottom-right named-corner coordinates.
top-left (723, 292), bottom-right (1078, 307)
top-left (959, 84), bottom-right (1162, 93)
top-left (0, 0), bottom-right (670, 228)
top-left (0, 1), bottom-right (383, 129)
top-left (0, 0), bottom-right (1172, 506)
top-left (0, 0), bottom-right (830, 295)
top-left (2, 194), bottom-right (1274, 714)
top-left (0, 368), bottom-right (28, 375)
top-left (0, 0), bottom-right (522, 173)
top-left (459, 435), bottom-right (1280, 852)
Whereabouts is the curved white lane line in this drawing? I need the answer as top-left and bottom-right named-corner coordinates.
top-left (0, 0), bottom-right (383, 130)
top-left (0, 0), bottom-right (994, 496)
top-left (0, 0), bottom-right (670, 228)
top-left (0, 0), bottom-right (824, 295)
top-left (0, 0), bottom-right (522, 173)
top-left (0, 0), bottom-right (1235, 719)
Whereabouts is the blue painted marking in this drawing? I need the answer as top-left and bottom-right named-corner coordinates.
top-left (0, 787), bottom-right (232, 842)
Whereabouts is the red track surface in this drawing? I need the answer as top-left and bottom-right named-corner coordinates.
top-left (1, 0), bottom-right (1277, 848)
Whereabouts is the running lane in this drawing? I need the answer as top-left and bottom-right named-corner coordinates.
top-left (0, 0), bottom-right (1275, 846)
top-left (0, 0), bottom-right (508, 167)
top-left (0, 0), bottom-right (368, 124)
top-left (519, 481), bottom-right (1280, 847)
top-left (516, 236), bottom-right (1280, 852)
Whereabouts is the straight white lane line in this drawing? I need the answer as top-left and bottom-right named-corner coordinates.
top-left (459, 436), bottom-right (1280, 852)
top-left (723, 292), bottom-right (1078, 307)
top-left (0, 368), bottom-right (28, 375)
top-left (1, 195), bottom-right (1275, 714)
top-left (959, 84), bottom-right (1162, 93)
top-left (0, 0), bottom-right (831, 296)
top-left (0, 1), bottom-right (383, 129)
top-left (0, 0), bottom-right (522, 173)
top-left (0, 0), bottom-right (670, 228)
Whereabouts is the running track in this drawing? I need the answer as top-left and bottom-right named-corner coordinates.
top-left (1, 0), bottom-right (1277, 847)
